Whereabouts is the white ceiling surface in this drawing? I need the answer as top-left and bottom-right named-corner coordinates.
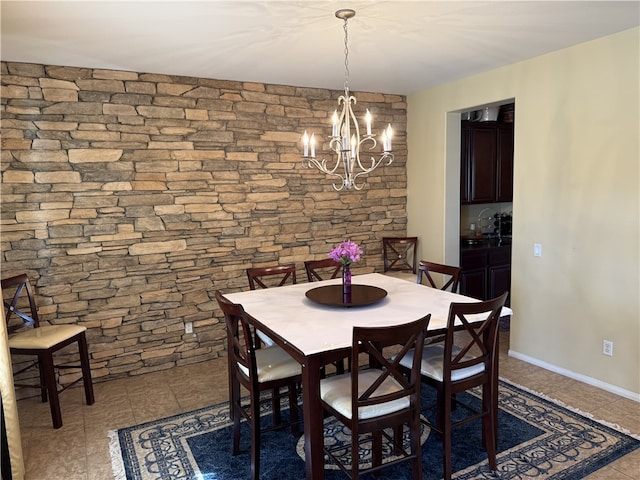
top-left (2, 1), bottom-right (639, 95)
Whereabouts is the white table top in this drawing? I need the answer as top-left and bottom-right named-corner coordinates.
top-left (225, 273), bottom-right (512, 357)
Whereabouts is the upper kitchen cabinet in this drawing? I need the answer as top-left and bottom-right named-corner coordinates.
top-left (496, 123), bottom-right (514, 202)
top-left (460, 112), bottom-right (514, 205)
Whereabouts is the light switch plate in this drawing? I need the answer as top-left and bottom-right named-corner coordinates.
top-left (533, 243), bottom-right (542, 257)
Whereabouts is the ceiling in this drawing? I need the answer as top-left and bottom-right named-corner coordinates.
top-left (2, 1), bottom-right (639, 96)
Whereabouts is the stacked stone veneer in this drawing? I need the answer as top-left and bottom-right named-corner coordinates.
top-left (0, 61), bottom-right (408, 385)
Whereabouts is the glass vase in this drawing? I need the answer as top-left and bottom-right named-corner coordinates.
top-left (342, 263), bottom-right (352, 303)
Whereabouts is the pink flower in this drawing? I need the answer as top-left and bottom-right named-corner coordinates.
top-left (328, 240), bottom-right (363, 265)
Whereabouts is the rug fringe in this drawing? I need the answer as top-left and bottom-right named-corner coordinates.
top-left (499, 376), bottom-right (640, 441)
top-left (108, 429), bottom-right (127, 480)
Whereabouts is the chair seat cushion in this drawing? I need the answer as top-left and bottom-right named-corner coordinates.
top-left (320, 369), bottom-right (409, 420)
top-left (400, 343), bottom-right (485, 382)
top-left (256, 329), bottom-right (276, 347)
top-left (238, 345), bottom-right (301, 382)
top-left (8, 325), bottom-right (87, 350)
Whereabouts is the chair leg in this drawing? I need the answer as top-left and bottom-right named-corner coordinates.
top-left (411, 415), bottom-right (423, 480)
top-left (288, 383), bottom-right (300, 437)
top-left (271, 387), bottom-right (282, 426)
top-left (40, 353), bottom-right (62, 429)
top-left (372, 431), bottom-right (383, 475)
top-left (482, 383), bottom-right (498, 470)
top-left (442, 391), bottom-right (453, 480)
top-left (250, 390), bottom-right (261, 480)
top-left (78, 333), bottom-right (94, 405)
top-left (231, 381), bottom-right (241, 455)
top-left (38, 357), bottom-right (48, 402)
top-left (351, 427), bottom-right (360, 480)
top-left (229, 371), bottom-right (241, 423)
top-left (392, 425), bottom-right (403, 456)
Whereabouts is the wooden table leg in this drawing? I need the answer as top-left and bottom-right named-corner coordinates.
top-left (302, 356), bottom-right (324, 480)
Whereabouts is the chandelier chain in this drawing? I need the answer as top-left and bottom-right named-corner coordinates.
top-left (343, 17), bottom-right (350, 93)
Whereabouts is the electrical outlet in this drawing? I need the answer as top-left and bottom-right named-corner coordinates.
top-left (602, 340), bottom-right (613, 357)
top-left (185, 321), bottom-right (193, 334)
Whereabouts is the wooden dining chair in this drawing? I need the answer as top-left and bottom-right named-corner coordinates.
top-left (399, 292), bottom-right (507, 480)
top-left (247, 264), bottom-right (296, 290)
top-left (383, 236), bottom-right (418, 274)
top-left (1, 273), bottom-right (94, 429)
top-left (303, 258), bottom-right (350, 375)
top-left (416, 260), bottom-right (461, 293)
top-left (304, 258), bottom-right (343, 282)
top-left (215, 291), bottom-right (302, 480)
top-left (319, 314), bottom-right (431, 480)
top-left (246, 263), bottom-right (297, 347)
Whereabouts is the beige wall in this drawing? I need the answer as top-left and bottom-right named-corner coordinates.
top-left (407, 27), bottom-right (639, 398)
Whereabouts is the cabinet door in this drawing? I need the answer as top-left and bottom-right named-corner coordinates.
top-left (460, 248), bottom-right (488, 300)
top-left (460, 267), bottom-right (487, 300)
top-left (460, 123), bottom-right (470, 204)
top-left (496, 124), bottom-right (514, 202)
top-left (489, 264), bottom-right (511, 306)
top-left (468, 124), bottom-right (497, 203)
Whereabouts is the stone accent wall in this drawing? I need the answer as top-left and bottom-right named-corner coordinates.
top-left (0, 61), bottom-right (408, 384)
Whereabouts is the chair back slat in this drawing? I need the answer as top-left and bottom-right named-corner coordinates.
top-left (417, 261), bottom-right (461, 293)
top-left (304, 258), bottom-right (342, 282)
top-left (351, 314), bottom-right (430, 414)
top-left (1, 273), bottom-right (40, 332)
top-left (383, 237), bottom-right (418, 273)
top-left (444, 292), bottom-right (508, 378)
top-left (215, 291), bottom-right (258, 381)
top-left (247, 264), bottom-right (296, 290)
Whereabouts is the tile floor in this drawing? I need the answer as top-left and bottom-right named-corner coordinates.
top-left (14, 331), bottom-right (640, 480)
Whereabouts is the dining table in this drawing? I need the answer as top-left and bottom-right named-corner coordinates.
top-left (224, 272), bottom-right (513, 480)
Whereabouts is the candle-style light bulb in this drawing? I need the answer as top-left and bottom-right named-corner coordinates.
top-left (302, 131), bottom-right (309, 157)
top-left (381, 130), bottom-right (388, 152)
top-left (332, 111), bottom-right (339, 138)
top-left (350, 134), bottom-right (356, 158)
top-left (365, 110), bottom-right (372, 136)
top-left (386, 124), bottom-right (393, 151)
top-left (310, 133), bottom-right (316, 158)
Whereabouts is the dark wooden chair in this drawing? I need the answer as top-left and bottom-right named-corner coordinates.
top-left (1, 273), bottom-right (94, 429)
top-left (247, 264), bottom-right (296, 290)
top-left (304, 258), bottom-right (343, 282)
top-left (319, 314), bottom-right (431, 480)
top-left (215, 291), bottom-right (301, 480)
top-left (383, 236), bottom-right (418, 274)
top-left (304, 258), bottom-right (349, 374)
top-left (416, 261), bottom-right (461, 293)
top-left (246, 264), bottom-right (297, 347)
top-left (400, 292), bottom-right (507, 480)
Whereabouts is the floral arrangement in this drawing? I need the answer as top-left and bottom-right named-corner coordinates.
top-left (328, 240), bottom-right (363, 265)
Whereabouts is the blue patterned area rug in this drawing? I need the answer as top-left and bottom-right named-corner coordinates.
top-left (109, 379), bottom-right (639, 479)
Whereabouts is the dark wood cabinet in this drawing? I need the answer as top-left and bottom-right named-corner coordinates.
top-left (460, 243), bottom-right (511, 305)
top-left (461, 121), bottom-right (514, 204)
top-left (496, 124), bottom-right (514, 202)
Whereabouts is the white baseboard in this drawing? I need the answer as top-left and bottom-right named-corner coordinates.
top-left (508, 349), bottom-right (640, 403)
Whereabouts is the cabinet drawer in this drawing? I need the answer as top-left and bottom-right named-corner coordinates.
top-left (489, 246), bottom-right (511, 265)
top-left (460, 249), bottom-right (488, 269)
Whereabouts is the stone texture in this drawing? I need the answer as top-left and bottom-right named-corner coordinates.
top-left (0, 60), bottom-right (408, 385)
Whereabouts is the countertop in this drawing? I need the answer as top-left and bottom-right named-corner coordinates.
top-left (460, 236), bottom-right (512, 250)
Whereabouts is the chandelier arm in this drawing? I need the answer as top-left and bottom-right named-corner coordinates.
top-left (354, 136), bottom-right (377, 171)
top-left (350, 152), bottom-right (395, 187)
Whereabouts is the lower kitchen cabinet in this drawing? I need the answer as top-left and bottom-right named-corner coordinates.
top-left (460, 243), bottom-right (511, 305)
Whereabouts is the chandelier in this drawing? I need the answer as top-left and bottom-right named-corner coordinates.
top-left (301, 9), bottom-right (393, 191)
